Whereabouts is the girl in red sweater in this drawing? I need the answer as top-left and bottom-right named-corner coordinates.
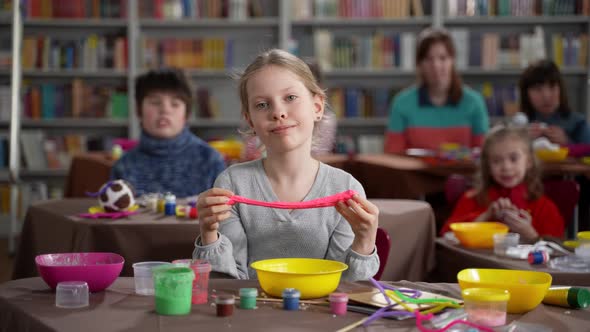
top-left (441, 126), bottom-right (564, 242)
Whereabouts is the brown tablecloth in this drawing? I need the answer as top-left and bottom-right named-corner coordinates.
top-left (13, 198), bottom-right (436, 282)
top-left (434, 238), bottom-right (590, 286)
top-left (1, 278), bottom-right (588, 332)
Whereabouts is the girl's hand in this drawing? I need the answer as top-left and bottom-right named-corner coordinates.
top-left (528, 123), bottom-right (545, 139)
top-left (489, 198), bottom-right (518, 220)
top-left (196, 188), bottom-right (234, 245)
top-left (544, 126), bottom-right (569, 145)
top-left (335, 194), bottom-right (379, 255)
top-left (501, 209), bottom-right (538, 243)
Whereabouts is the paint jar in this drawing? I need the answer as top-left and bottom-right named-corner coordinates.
top-left (157, 198), bottom-right (166, 213)
top-left (282, 288), bottom-right (300, 311)
top-left (543, 287), bottom-right (590, 309)
top-left (462, 288), bottom-right (509, 327)
top-left (328, 292), bottom-right (348, 316)
top-left (55, 281), bottom-right (89, 309)
top-left (239, 288), bottom-right (258, 309)
top-left (216, 294), bottom-right (235, 317)
top-left (153, 266), bottom-right (195, 316)
top-left (164, 193), bottom-right (177, 216)
top-left (528, 250), bottom-right (550, 265)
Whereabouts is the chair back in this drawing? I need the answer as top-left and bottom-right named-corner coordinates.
top-left (65, 152), bottom-right (115, 197)
top-left (542, 178), bottom-right (580, 228)
top-left (374, 227), bottom-right (391, 280)
top-left (445, 174), bottom-right (471, 206)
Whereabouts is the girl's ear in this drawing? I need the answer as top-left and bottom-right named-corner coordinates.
top-left (312, 94), bottom-right (325, 122)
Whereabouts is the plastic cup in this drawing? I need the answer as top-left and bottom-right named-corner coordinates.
top-left (132, 261), bottom-right (171, 295)
top-left (55, 281), bottom-right (89, 309)
top-left (172, 259), bottom-right (211, 304)
top-left (153, 266), bottom-right (195, 315)
top-left (493, 233), bottom-right (520, 256)
top-left (462, 288), bottom-right (510, 327)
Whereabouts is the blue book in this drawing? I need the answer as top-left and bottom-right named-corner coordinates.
top-left (41, 84), bottom-right (55, 119)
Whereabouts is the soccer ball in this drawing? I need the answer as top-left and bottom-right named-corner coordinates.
top-left (98, 180), bottom-right (136, 212)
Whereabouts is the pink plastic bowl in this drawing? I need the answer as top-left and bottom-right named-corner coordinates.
top-left (35, 252), bottom-right (124, 292)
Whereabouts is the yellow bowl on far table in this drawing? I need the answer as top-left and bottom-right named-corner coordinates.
top-left (458, 268), bottom-right (552, 314)
top-left (250, 258), bottom-right (348, 299)
top-left (450, 222), bottom-right (509, 249)
top-left (535, 148), bottom-right (569, 162)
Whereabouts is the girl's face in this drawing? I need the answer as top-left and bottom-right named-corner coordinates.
top-left (419, 42), bottom-right (453, 91)
top-left (527, 82), bottom-right (560, 115)
top-left (140, 92), bottom-right (187, 139)
top-left (488, 137), bottom-right (531, 189)
top-left (244, 65), bottom-right (324, 154)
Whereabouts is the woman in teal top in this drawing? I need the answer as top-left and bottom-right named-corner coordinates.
top-left (385, 28), bottom-right (489, 154)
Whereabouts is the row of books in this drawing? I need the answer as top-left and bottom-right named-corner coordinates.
top-left (142, 38), bottom-right (233, 70)
top-left (334, 135), bottom-right (385, 154)
top-left (292, 0), bottom-right (426, 19)
top-left (447, 0), bottom-right (590, 16)
top-left (20, 131), bottom-right (115, 170)
top-left (22, 35), bottom-right (128, 71)
top-left (313, 30), bottom-right (417, 71)
top-left (450, 28), bottom-right (588, 69)
top-left (21, 80), bottom-right (128, 120)
top-left (139, 0), bottom-right (275, 19)
top-left (327, 82), bottom-right (521, 119)
top-left (329, 87), bottom-right (399, 118)
top-left (24, 0), bottom-right (126, 18)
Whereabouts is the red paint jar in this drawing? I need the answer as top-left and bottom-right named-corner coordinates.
top-left (216, 294), bottom-right (235, 317)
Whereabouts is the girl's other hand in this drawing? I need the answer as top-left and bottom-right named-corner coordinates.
top-left (335, 194), bottom-right (379, 255)
top-left (501, 209), bottom-right (538, 243)
top-left (544, 126), bottom-right (569, 145)
top-left (196, 188), bottom-right (234, 245)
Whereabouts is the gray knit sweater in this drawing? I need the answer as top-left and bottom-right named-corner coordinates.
top-left (192, 159), bottom-right (379, 281)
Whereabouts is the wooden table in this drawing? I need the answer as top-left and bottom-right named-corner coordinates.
top-left (12, 198), bottom-right (436, 282)
top-left (1, 277), bottom-right (588, 332)
top-left (433, 238), bottom-right (590, 286)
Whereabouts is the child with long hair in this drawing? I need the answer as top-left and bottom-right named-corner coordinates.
top-left (193, 49), bottom-right (379, 281)
top-left (441, 126), bottom-right (564, 243)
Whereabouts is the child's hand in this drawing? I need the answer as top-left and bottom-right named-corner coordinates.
top-left (544, 126), bottom-right (569, 145)
top-left (528, 123), bottom-right (545, 139)
top-left (489, 198), bottom-right (518, 220)
top-left (335, 194), bottom-right (379, 255)
top-left (196, 188), bottom-right (234, 245)
top-left (501, 209), bottom-right (538, 243)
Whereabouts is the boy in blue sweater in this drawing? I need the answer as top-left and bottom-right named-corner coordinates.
top-left (111, 68), bottom-right (225, 197)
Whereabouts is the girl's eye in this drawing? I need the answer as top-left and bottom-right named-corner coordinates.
top-left (255, 102), bottom-right (268, 110)
top-left (286, 95), bottom-right (297, 101)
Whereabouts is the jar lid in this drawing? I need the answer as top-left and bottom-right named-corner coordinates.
top-left (329, 292), bottom-right (349, 303)
top-left (239, 288), bottom-right (258, 297)
top-left (567, 288), bottom-right (590, 309)
top-left (282, 288), bottom-right (301, 298)
top-left (215, 294), bottom-right (235, 305)
top-left (577, 231), bottom-right (590, 241)
top-left (462, 288), bottom-right (510, 302)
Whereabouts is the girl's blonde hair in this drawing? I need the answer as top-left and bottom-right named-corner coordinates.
top-left (237, 49), bottom-right (335, 154)
top-left (473, 126), bottom-right (543, 205)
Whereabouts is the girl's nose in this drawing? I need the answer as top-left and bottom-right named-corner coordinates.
top-left (271, 105), bottom-right (287, 120)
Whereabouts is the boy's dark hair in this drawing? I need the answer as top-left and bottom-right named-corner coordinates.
top-left (135, 68), bottom-right (193, 118)
top-left (519, 59), bottom-right (571, 119)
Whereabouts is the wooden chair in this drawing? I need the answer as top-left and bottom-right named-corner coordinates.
top-left (64, 152), bottom-right (115, 198)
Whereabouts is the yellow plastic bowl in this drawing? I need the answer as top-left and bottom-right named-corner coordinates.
top-left (450, 222), bottom-right (509, 249)
top-left (250, 258), bottom-right (348, 299)
top-left (535, 147), bottom-right (568, 162)
top-left (458, 268), bottom-right (552, 314)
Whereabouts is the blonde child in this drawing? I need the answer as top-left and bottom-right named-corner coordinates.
top-left (193, 49), bottom-right (379, 281)
top-left (441, 126), bottom-right (564, 243)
